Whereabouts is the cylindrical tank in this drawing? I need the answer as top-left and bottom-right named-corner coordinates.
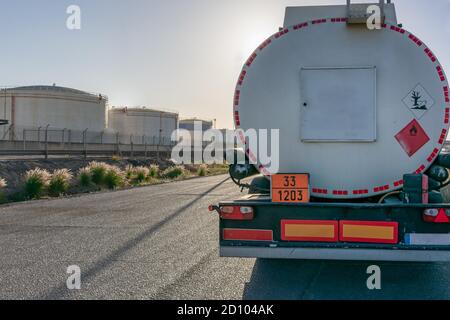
top-left (108, 107), bottom-right (178, 143)
top-left (234, 7), bottom-right (449, 199)
top-left (178, 118), bottom-right (214, 146)
top-left (0, 85), bottom-right (107, 137)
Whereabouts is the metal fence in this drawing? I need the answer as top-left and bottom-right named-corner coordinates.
top-left (0, 125), bottom-right (176, 158)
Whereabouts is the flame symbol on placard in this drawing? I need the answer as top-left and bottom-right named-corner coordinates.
top-left (410, 126), bottom-right (418, 136)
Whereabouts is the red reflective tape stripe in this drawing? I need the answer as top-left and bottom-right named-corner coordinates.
top-left (237, 70), bottom-right (247, 85)
top-left (312, 19), bottom-right (327, 24)
top-left (394, 180), bottom-right (404, 187)
top-left (333, 190), bottom-right (349, 196)
top-left (245, 52), bottom-right (257, 67)
top-left (436, 66), bottom-right (446, 81)
top-left (427, 148), bottom-right (440, 162)
top-left (313, 188), bottom-right (328, 195)
top-left (390, 26), bottom-right (405, 33)
top-left (352, 189), bottom-right (369, 195)
top-left (374, 185), bottom-right (390, 193)
top-left (424, 48), bottom-right (437, 62)
top-left (408, 34), bottom-right (423, 46)
top-left (439, 129), bottom-right (448, 144)
top-left (274, 29), bottom-right (289, 39)
top-left (233, 90), bottom-right (240, 106)
top-left (294, 22), bottom-right (308, 29)
top-left (258, 39), bottom-right (272, 51)
top-left (247, 150), bottom-right (256, 163)
top-left (223, 229), bottom-right (273, 241)
top-left (234, 111), bottom-right (240, 126)
top-left (416, 165), bottom-right (426, 174)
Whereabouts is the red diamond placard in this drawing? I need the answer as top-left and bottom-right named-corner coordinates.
top-left (395, 119), bottom-right (430, 157)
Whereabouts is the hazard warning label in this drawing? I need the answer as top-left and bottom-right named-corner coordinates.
top-left (395, 119), bottom-right (430, 157)
top-left (402, 84), bottom-right (435, 119)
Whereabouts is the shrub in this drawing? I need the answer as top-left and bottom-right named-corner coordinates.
top-left (88, 161), bottom-right (108, 185)
top-left (103, 165), bottom-right (125, 189)
top-left (197, 164), bottom-right (208, 177)
top-left (78, 167), bottom-right (92, 187)
top-left (135, 166), bottom-right (150, 183)
top-left (24, 168), bottom-right (50, 199)
top-left (162, 165), bottom-right (188, 179)
top-left (125, 165), bottom-right (135, 180)
top-left (148, 164), bottom-right (159, 178)
top-left (206, 163), bottom-right (229, 176)
top-left (48, 169), bottom-right (73, 197)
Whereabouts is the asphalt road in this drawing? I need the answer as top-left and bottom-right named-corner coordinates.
top-left (0, 174), bottom-right (450, 300)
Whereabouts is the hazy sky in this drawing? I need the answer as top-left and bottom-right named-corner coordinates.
top-left (1, 0), bottom-right (449, 128)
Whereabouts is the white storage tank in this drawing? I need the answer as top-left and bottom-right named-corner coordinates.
top-left (234, 2), bottom-right (450, 199)
top-left (179, 118), bottom-right (214, 146)
top-left (179, 118), bottom-right (213, 132)
top-left (0, 85), bottom-right (107, 137)
top-left (108, 107), bottom-right (178, 143)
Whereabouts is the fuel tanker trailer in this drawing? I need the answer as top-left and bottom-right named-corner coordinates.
top-left (209, 1), bottom-right (450, 261)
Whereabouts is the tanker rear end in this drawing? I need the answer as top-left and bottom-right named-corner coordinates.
top-left (209, 1), bottom-right (450, 261)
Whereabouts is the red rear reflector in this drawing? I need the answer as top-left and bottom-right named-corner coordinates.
top-left (423, 208), bottom-right (450, 223)
top-left (340, 221), bottom-right (398, 244)
top-left (281, 220), bottom-right (338, 242)
top-left (219, 206), bottom-right (254, 220)
top-left (223, 229), bottom-right (273, 241)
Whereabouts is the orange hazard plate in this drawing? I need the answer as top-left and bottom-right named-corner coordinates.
top-left (271, 174), bottom-right (310, 203)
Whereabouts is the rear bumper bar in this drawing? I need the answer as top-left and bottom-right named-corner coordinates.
top-left (220, 246), bottom-right (450, 262)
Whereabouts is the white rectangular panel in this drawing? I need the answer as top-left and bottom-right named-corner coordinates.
top-left (300, 66), bottom-right (377, 142)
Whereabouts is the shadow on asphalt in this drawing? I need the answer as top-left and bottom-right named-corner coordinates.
top-left (243, 258), bottom-right (450, 300)
top-left (43, 177), bottom-right (230, 299)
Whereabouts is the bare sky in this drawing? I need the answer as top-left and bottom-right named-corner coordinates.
top-left (1, 0), bottom-right (449, 128)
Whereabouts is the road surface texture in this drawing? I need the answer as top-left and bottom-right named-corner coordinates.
top-left (0, 174), bottom-right (450, 300)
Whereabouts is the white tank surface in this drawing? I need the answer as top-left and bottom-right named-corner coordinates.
top-left (108, 107), bottom-right (178, 141)
top-left (234, 3), bottom-right (450, 199)
top-left (0, 85), bottom-right (107, 134)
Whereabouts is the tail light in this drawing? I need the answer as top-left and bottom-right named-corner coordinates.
top-left (219, 206), bottom-right (254, 220)
top-left (423, 208), bottom-right (450, 223)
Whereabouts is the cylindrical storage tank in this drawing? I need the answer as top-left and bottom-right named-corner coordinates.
top-left (108, 107), bottom-right (178, 144)
top-left (0, 85), bottom-right (107, 138)
top-left (179, 119), bottom-right (214, 132)
top-left (179, 118), bottom-right (214, 146)
top-left (234, 6), bottom-right (449, 199)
